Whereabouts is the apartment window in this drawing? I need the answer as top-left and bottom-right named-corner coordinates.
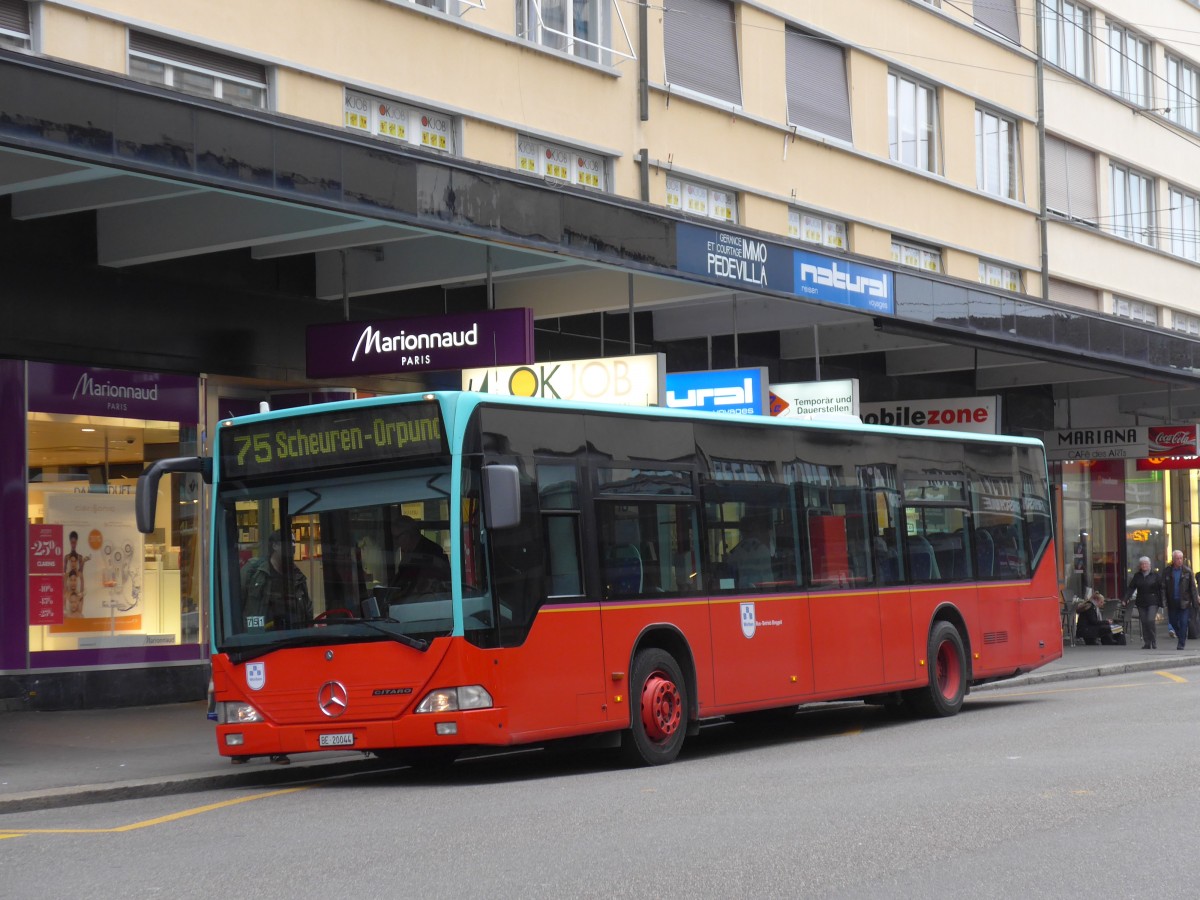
top-left (976, 108), bottom-right (1018, 199)
top-left (979, 261), bottom-right (1022, 293)
top-left (1110, 163), bottom-right (1155, 247)
top-left (518, 0), bottom-right (629, 64)
top-left (785, 29), bottom-right (852, 143)
top-left (1113, 297), bottom-right (1157, 325)
top-left (1174, 312), bottom-right (1200, 336)
top-left (663, 0), bottom-right (741, 107)
top-left (1168, 186), bottom-right (1200, 262)
top-left (1041, 1), bottom-right (1092, 80)
top-left (888, 73), bottom-right (938, 173)
top-left (344, 91), bottom-right (456, 154)
top-left (518, 136), bottom-right (608, 190)
top-left (0, 0), bottom-right (30, 50)
top-left (788, 210), bottom-right (846, 250)
top-left (666, 177), bottom-right (736, 223)
top-left (129, 32), bottom-right (267, 109)
top-left (1045, 135), bottom-right (1098, 224)
top-left (1108, 23), bottom-right (1151, 107)
top-left (974, 0), bottom-right (1019, 44)
top-left (891, 239), bottom-right (942, 273)
top-left (1166, 55), bottom-right (1200, 133)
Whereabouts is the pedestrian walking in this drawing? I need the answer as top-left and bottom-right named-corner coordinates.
top-left (1124, 556), bottom-right (1163, 649)
top-left (1163, 550), bottom-right (1196, 650)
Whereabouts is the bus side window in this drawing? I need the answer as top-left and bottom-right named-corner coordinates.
top-left (600, 502), bottom-right (700, 598)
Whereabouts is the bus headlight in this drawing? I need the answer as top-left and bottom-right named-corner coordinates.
top-left (415, 685), bottom-right (493, 713)
top-left (218, 702), bottom-right (263, 724)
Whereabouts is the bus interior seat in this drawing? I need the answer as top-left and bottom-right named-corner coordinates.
top-left (976, 529), bottom-right (995, 578)
top-left (907, 535), bottom-right (941, 582)
top-left (607, 519), bottom-right (643, 595)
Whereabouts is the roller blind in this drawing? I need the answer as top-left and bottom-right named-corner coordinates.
top-left (664, 0), bottom-right (742, 106)
top-left (1045, 135), bottom-right (1097, 223)
top-left (974, 0), bottom-right (1020, 44)
top-left (785, 29), bottom-right (852, 142)
top-left (0, 1), bottom-right (30, 36)
top-left (130, 31), bottom-right (266, 84)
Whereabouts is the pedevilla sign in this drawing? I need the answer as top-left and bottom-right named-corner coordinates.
top-left (676, 223), bottom-right (894, 315)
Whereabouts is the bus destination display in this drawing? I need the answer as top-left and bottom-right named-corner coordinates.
top-left (220, 401), bottom-right (446, 478)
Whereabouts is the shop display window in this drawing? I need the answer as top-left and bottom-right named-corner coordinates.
top-left (27, 413), bottom-right (203, 650)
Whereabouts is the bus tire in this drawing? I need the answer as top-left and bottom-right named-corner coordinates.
top-left (621, 648), bottom-right (688, 766)
top-left (905, 621), bottom-right (967, 718)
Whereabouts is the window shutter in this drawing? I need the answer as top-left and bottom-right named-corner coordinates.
top-left (785, 29), bottom-right (852, 142)
top-left (664, 0), bottom-right (742, 106)
top-left (974, 0), bottom-right (1019, 43)
top-left (1048, 278), bottom-right (1099, 311)
top-left (0, 0), bottom-right (30, 35)
top-left (130, 31), bottom-right (266, 84)
top-left (1045, 135), bottom-right (1097, 223)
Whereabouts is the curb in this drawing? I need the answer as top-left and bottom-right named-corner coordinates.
top-left (0, 756), bottom-right (390, 815)
top-left (973, 654), bottom-right (1200, 692)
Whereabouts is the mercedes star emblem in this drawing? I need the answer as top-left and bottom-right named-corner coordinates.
top-left (317, 680), bottom-right (349, 718)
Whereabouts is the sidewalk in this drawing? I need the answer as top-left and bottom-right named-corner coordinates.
top-left (3, 640), bottom-right (1200, 814)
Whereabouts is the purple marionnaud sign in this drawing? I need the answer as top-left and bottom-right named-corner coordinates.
top-left (306, 308), bottom-right (535, 379)
top-left (27, 362), bottom-right (200, 423)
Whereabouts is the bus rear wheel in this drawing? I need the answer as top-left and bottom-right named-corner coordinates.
top-left (905, 621), bottom-right (967, 718)
top-left (621, 648), bottom-right (688, 766)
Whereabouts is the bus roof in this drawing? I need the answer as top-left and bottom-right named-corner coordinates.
top-left (218, 390), bottom-right (1044, 450)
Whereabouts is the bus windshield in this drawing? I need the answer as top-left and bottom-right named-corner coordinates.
top-left (214, 463), bottom-right (473, 657)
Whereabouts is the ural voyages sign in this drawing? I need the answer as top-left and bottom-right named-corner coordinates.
top-left (306, 309), bottom-right (535, 378)
top-left (676, 223), bottom-right (791, 291)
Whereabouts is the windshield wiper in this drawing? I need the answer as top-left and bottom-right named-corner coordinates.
top-left (224, 621), bottom-right (427, 663)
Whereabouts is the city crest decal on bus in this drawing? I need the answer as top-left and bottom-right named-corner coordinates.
top-left (741, 602), bottom-right (756, 639)
top-left (246, 662), bottom-right (266, 691)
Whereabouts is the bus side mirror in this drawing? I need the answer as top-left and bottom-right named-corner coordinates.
top-left (135, 456), bottom-right (212, 534)
top-left (482, 464), bottom-right (521, 530)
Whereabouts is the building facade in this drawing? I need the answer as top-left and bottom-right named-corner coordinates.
top-left (3, 0), bottom-right (1200, 707)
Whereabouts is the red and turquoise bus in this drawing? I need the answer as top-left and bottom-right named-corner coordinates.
top-left (137, 391), bottom-right (1060, 766)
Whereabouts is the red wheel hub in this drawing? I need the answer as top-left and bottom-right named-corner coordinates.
top-left (934, 640), bottom-right (962, 700)
top-left (640, 671), bottom-right (682, 742)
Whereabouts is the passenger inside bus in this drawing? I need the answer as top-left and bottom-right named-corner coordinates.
top-left (727, 514), bottom-right (774, 588)
top-left (241, 530), bottom-right (313, 630)
top-left (387, 513), bottom-right (450, 599)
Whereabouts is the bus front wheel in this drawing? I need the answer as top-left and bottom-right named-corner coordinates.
top-left (621, 648), bottom-right (688, 766)
top-left (905, 621), bottom-right (967, 718)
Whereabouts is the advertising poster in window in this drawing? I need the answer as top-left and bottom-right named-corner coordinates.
top-left (45, 493), bottom-right (143, 633)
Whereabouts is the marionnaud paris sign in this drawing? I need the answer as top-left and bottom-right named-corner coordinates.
top-left (306, 308), bottom-right (535, 378)
top-left (675, 223), bottom-right (894, 315)
top-left (665, 368), bottom-right (768, 415)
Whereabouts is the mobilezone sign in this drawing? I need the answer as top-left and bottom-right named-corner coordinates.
top-left (676, 223), bottom-right (894, 315)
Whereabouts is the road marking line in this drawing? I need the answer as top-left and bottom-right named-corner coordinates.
top-left (984, 682), bottom-right (1154, 699)
top-left (0, 785), bottom-right (310, 836)
top-left (1156, 670), bottom-right (1188, 683)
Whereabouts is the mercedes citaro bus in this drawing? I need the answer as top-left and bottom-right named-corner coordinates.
top-left (137, 391), bottom-right (1060, 766)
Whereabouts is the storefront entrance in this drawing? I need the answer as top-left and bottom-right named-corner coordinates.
top-left (1089, 503), bottom-right (1125, 601)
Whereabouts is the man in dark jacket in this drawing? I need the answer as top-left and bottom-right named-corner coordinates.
top-left (1164, 550), bottom-right (1196, 650)
top-left (241, 530), bottom-right (313, 631)
top-left (1124, 555), bottom-right (1163, 649)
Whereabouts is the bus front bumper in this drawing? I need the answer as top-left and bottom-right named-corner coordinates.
top-left (216, 708), bottom-right (511, 757)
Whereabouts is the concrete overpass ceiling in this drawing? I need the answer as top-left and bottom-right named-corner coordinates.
top-left (0, 145), bottom-right (1188, 413)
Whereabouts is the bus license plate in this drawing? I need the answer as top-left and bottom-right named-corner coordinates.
top-left (318, 732), bottom-right (355, 747)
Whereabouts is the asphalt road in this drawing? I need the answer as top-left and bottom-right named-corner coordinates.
top-left (2, 667), bottom-right (1197, 899)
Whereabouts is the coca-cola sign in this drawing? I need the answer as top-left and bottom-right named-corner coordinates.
top-left (1147, 425), bottom-right (1199, 456)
